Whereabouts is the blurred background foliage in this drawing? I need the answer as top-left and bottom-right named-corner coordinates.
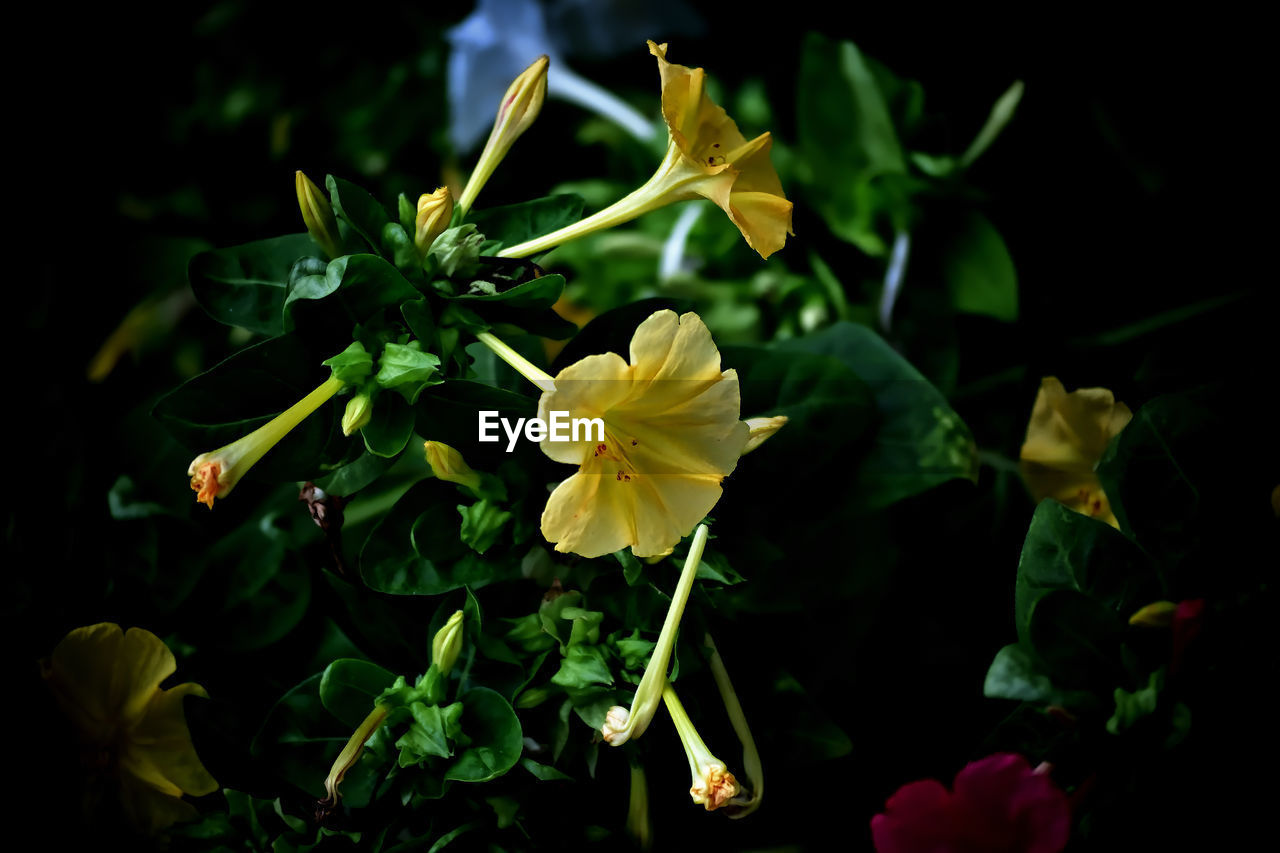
top-left (10, 2), bottom-right (1274, 850)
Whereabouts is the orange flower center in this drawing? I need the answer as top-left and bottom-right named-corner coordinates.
top-left (190, 461), bottom-right (222, 508)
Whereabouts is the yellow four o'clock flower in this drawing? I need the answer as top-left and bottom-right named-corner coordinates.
top-left (499, 42), bottom-right (793, 260)
top-left (41, 623), bottom-right (218, 834)
top-left (1020, 376), bottom-right (1132, 528)
top-left (538, 310), bottom-right (749, 559)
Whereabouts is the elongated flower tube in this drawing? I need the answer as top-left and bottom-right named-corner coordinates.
top-left (602, 525), bottom-right (708, 746)
top-left (627, 760), bottom-right (653, 851)
top-left (187, 374), bottom-right (345, 508)
top-left (663, 683), bottom-right (741, 811)
top-left (705, 633), bottom-right (763, 819)
top-left (319, 705), bottom-right (389, 812)
top-left (498, 42), bottom-right (792, 260)
top-left (296, 170), bottom-right (342, 259)
top-left (457, 55), bottom-right (549, 217)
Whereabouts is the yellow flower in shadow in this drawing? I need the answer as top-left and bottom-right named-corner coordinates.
top-left (41, 623), bottom-right (218, 834)
top-left (1020, 376), bottom-right (1132, 528)
top-left (538, 311), bottom-right (749, 558)
top-left (497, 43), bottom-right (793, 260)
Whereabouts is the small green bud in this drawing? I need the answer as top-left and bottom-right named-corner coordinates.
top-left (432, 610), bottom-right (465, 676)
top-left (322, 341), bottom-right (374, 385)
top-left (342, 393), bottom-right (374, 436)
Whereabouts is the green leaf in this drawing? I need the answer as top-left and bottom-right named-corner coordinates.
top-left (313, 448), bottom-right (398, 497)
top-left (428, 224), bottom-right (485, 277)
top-left (319, 658), bottom-right (396, 729)
top-left (458, 499), bottom-right (511, 554)
top-left (521, 758), bottom-right (573, 782)
top-left (443, 688), bottom-right (523, 783)
top-left (614, 550), bottom-right (643, 586)
top-left (360, 480), bottom-right (521, 595)
top-left (327, 175), bottom-right (390, 254)
top-left (1106, 669), bottom-right (1164, 735)
top-left (375, 341), bottom-right (442, 404)
top-left (983, 643), bottom-right (1096, 709)
top-left (360, 391), bottom-right (416, 457)
top-left (396, 701), bottom-right (464, 765)
top-left (1015, 500), bottom-right (1154, 644)
top-left (321, 341), bottom-right (374, 384)
top-left (960, 80), bottom-right (1025, 168)
top-left (401, 298), bottom-right (436, 342)
top-left (188, 234), bottom-right (315, 335)
top-left (551, 645), bottom-right (614, 691)
top-left (414, 380), bottom-right (537, 471)
top-left (284, 254), bottom-right (421, 337)
top-left (381, 222), bottom-right (421, 272)
top-left (944, 212), bottom-right (1018, 322)
top-left (468, 194), bottom-right (584, 252)
top-left (780, 322), bottom-right (978, 508)
top-left (152, 334), bottom-right (341, 480)
top-left (451, 273), bottom-right (565, 309)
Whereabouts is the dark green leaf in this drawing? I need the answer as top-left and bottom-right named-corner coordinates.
top-left (375, 341), bottom-right (442, 404)
top-left (188, 234), bottom-right (315, 335)
top-left (327, 175), bottom-right (390, 254)
top-left (468, 194), bottom-right (584, 251)
top-left (443, 688), bottom-right (523, 783)
top-left (944, 212), bottom-right (1018, 322)
top-left (319, 658), bottom-right (396, 729)
top-left (360, 391), bottom-right (417, 457)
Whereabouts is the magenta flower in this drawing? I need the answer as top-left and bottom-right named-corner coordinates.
top-left (871, 753), bottom-right (1070, 853)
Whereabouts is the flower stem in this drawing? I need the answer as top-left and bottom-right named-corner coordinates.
top-left (705, 632), bottom-right (763, 818)
top-left (475, 331), bottom-right (556, 393)
top-left (497, 144), bottom-right (690, 259)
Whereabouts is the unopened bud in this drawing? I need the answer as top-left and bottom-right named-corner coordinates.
top-left (424, 441), bottom-right (482, 491)
top-left (342, 393), bottom-right (374, 436)
top-left (432, 610), bottom-right (465, 676)
top-left (296, 170), bottom-right (342, 259)
top-left (457, 56), bottom-right (550, 215)
top-left (415, 187), bottom-right (454, 252)
top-left (602, 705), bottom-right (631, 746)
top-left (742, 415), bottom-right (788, 455)
top-left (1129, 600), bottom-right (1178, 628)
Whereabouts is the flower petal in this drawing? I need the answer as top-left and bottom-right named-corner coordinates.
top-left (117, 769), bottom-right (200, 835)
top-left (631, 472), bottom-right (726, 558)
top-left (117, 627), bottom-right (179, 725)
top-left (44, 623), bottom-right (126, 737)
top-left (1021, 377), bottom-right (1128, 470)
top-left (629, 310), bottom-right (725, 385)
top-left (541, 462), bottom-right (636, 558)
top-left (727, 189), bottom-right (795, 260)
top-left (123, 682), bottom-right (219, 798)
top-left (540, 351), bottom-right (633, 465)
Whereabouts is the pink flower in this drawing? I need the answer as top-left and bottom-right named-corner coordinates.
top-left (871, 753), bottom-right (1070, 853)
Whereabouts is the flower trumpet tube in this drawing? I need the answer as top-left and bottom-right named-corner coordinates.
top-left (705, 633), bottom-right (763, 818)
top-left (663, 683), bottom-right (741, 811)
top-left (457, 55), bottom-right (549, 217)
top-left (320, 705), bottom-right (389, 812)
top-left (498, 42), bottom-right (792, 260)
top-left (602, 525), bottom-right (708, 746)
top-left (187, 374), bottom-right (344, 508)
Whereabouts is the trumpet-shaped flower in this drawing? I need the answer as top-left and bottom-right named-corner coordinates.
top-left (538, 311), bottom-right (748, 559)
top-left (498, 42), bottom-right (793, 260)
top-left (188, 374), bottom-right (345, 507)
top-left (663, 683), bottom-right (740, 811)
top-left (41, 624), bottom-right (218, 834)
top-left (1020, 376), bottom-right (1131, 528)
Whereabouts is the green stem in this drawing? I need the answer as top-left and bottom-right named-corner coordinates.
top-left (705, 632), bottom-right (763, 818)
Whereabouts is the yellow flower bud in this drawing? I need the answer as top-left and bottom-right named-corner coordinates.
top-left (415, 187), bottom-right (454, 252)
top-left (1129, 600), bottom-right (1178, 627)
top-left (432, 610), bottom-right (465, 675)
top-left (424, 440), bottom-right (482, 491)
top-left (457, 55), bottom-right (549, 216)
top-left (295, 170), bottom-right (342, 259)
top-left (341, 393), bottom-right (374, 436)
top-left (741, 415), bottom-right (788, 455)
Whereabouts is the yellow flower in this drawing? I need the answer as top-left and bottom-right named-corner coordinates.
top-left (538, 312), bottom-right (748, 558)
top-left (1020, 376), bottom-right (1132, 528)
top-left (497, 43), bottom-right (793, 260)
top-left (41, 624), bottom-right (218, 834)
